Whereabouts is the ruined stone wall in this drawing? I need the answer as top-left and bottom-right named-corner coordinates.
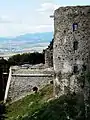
top-left (5, 66), bottom-right (54, 102)
top-left (45, 39), bottom-right (53, 68)
top-left (53, 6), bottom-right (90, 97)
top-left (45, 48), bottom-right (53, 68)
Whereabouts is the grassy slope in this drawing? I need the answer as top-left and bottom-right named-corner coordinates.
top-left (5, 72), bottom-right (90, 120)
top-left (5, 84), bottom-right (53, 120)
top-left (5, 84), bottom-right (87, 120)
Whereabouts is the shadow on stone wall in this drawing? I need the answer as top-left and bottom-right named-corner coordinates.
top-left (0, 103), bottom-right (6, 120)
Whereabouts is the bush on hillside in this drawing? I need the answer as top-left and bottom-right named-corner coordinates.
top-left (8, 52), bottom-right (45, 66)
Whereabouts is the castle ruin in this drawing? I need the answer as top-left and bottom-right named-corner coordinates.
top-left (4, 6), bottom-right (90, 103)
top-left (53, 6), bottom-right (90, 98)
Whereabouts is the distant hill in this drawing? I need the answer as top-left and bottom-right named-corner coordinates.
top-left (13, 32), bottom-right (53, 43)
top-left (0, 32), bottom-right (53, 54)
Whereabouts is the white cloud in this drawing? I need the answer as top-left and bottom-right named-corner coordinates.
top-left (0, 4), bottom-right (54, 37)
top-left (34, 25), bottom-right (53, 32)
top-left (0, 23), bottom-right (53, 37)
top-left (0, 15), bottom-right (12, 23)
top-left (37, 2), bottom-right (59, 13)
top-left (0, 15), bottom-right (23, 24)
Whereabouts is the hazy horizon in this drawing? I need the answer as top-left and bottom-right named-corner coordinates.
top-left (0, 0), bottom-right (90, 55)
top-left (0, 32), bottom-right (53, 55)
top-left (0, 0), bottom-right (90, 37)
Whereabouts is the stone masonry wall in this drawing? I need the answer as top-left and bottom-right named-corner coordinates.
top-left (45, 38), bottom-right (53, 68)
top-left (45, 48), bottom-right (53, 68)
top-left (53, 6), bottom-right (90, 97)
top-left (5, 66), bottom-right (54, 102)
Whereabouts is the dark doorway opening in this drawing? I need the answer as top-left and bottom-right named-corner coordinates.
top-left (33, 86), bottom-right (38, 93)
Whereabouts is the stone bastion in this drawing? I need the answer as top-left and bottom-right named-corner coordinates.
top-left (4, 64), bottom-right (54, 103)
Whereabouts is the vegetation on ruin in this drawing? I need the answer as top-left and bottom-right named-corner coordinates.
top-left (5, 84), bottom-right (53, 120)
top-left (4, 83), bottom-right (90, 120)
top-left (8, 52), bottom-right (45, 66)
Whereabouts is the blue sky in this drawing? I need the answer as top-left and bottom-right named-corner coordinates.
top-left (0, 0), bottom-right (90, 37)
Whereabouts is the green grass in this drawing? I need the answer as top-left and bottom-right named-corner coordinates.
top-left (5, 84), bottom-right (53, 120)
top-left (22, 94), bottom-right (86, 120)
top-left (5, 84), bottom-right (89, 120)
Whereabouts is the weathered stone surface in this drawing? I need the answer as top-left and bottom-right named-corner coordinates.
top-left (8, 76), bottom-right (53, 102)
top-left (45, 48), bottom-right (53, 68)
top-left (5, 66), bottom-right (54, 102)
top-left (53, 6), bottom-right (90, 97)
top-left (44, 39), bottom-right (53, 68)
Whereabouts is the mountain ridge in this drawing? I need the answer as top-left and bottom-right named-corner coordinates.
top-left (0, 32), bottom-right (53, 54)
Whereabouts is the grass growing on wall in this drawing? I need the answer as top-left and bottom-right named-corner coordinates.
top-left (5, 82), bottom-right (90, 120)
top-left (5, 84), bottom-right (53, 120)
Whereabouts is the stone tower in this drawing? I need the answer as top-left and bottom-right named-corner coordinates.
top-left (45, 39), bottom-right (53, 68)
top-left (53, 6), bottom-right (90, 97)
